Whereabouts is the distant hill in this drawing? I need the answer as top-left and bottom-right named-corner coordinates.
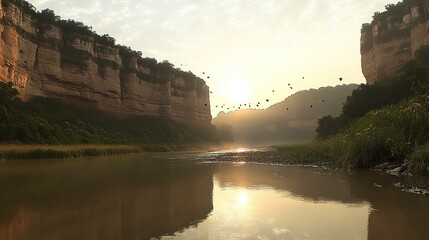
top-left (212, 84), bottom-right (358, 146)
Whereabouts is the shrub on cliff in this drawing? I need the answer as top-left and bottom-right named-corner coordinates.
top-left (415, 45), bottom-right (429, 67)
top-left (1, 0), bottom-right (36, 15)
top-left (36, 9), bottom-right (60, 25)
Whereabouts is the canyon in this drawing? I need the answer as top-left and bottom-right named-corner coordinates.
top-left (0, 2), bottom-right (211, 126)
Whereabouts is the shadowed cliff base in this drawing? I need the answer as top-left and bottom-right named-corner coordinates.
top-left (0, 82), bottom-right (230, 159)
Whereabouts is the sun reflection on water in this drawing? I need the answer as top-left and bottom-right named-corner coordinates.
top-left (238, 190), bottom-right (248, 206)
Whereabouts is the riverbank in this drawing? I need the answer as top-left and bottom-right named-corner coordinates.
top-left (275, 93), bottom-right (429, 175)
top-left (0, 144), bottom-right (216, 160)
top-left (0, 145), bottom-right (142, 160)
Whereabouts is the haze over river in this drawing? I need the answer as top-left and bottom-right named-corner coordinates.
top-left (0, 149), bottom-right (428, 240)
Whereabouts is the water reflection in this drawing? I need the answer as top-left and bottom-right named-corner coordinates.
top-left (348, 171), bottom-right (429, 240)
top-left (169, 164), bottom-right (369, 240)
top-left (0, 155), bottom-right (213, 240)
top-left (0, 150), bottom-right (428, 240)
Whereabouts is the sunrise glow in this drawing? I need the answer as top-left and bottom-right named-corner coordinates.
top-left (226, 78), bottom-right (250, 105)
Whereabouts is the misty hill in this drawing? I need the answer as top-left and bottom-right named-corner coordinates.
top-left (212, 84), bottom-right (358, 146)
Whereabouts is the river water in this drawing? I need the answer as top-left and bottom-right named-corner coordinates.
top-left (0, 148), bottom-right (428, 240)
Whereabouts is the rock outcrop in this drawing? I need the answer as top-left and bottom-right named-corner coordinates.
top-left (0, 2), bottom-right (211, 126)
top-left (361, 0), bottom-right (429, 85)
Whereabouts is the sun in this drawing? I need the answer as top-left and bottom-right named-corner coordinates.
top-left (226, 78), bottom-right (250, 104)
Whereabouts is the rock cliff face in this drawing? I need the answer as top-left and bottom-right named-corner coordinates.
top-left (361, 0), bottom-right (429, 85)
top-left (0, 3), bottom-right (211, 126)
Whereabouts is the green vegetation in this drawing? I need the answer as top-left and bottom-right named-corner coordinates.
top-left (0, 145), bottom-right (141, 160)
top-left (0, 82), bottom-right (219, 151)
top-left (360, 0), bottom-right (429, 52)
top-left (279, 93), bottom-right (429, 173)
top-left (288, 45), bottom-right (429, 174)
top-left (317, 46), bottom-right (429, 139)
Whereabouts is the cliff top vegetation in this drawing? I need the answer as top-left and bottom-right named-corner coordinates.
top-left (361, 0), bottom-right (428, 32)
top-left (0, 0), bottom-right (204, 86)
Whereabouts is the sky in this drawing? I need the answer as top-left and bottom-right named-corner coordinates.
top-left (31, 0), bottom-right (390, 117)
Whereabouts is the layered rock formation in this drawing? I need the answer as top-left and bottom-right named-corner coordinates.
top-left (0, 2), bottom-right (211, 126)
top-left (361, 0), bottom-right (429, 85)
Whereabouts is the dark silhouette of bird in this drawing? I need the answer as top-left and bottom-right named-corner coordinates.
top-left (302, 77), bottom-right (305, 79)
top-left (221, 106), bottom-right (224, 108)
top-left (203, 72), bottom-right (205, 74)
top-left (216, 105), bottom-right (218, 108)
top-left (322, 100), bottom-right (325, 102)
top-left (244, 104), bottom-right (247, 106)
top-left (207, 76), bottom-right (210, 79)
top-left (272, 90), bottom-right (274, 92)
top-left (290, 87), bottom-right (293, 89)
top-left (266, 99), bottom-right (269, 102)
top-left (287, 108), bottom-right (289, 110)
top-left (210, 91), bottom-right (213, 93)
top-left (204, 104), bottom-right (207, 106)
top-left (227, 108), bottom-right (229, 110)
top-left (310, 105), bottom-right (313, 108)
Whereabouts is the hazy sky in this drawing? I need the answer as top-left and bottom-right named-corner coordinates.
top-left (31, 0), bottom-right (389, 117)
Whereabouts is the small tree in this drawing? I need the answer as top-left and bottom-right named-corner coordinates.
top-left (36, 8), bottom-right (60, 25)
top-left (316, 115), bottom-right (340, 139)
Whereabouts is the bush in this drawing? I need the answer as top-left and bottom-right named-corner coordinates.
top-left (408, 143), bottom-right (429, 174)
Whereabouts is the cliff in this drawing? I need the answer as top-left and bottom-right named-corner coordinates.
top-left (361, 0), bottom-right (429, 85)
top-left (0, 2), bottom-right (211, 126)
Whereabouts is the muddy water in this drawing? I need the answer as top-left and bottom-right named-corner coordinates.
top-left (0, 149), bottom-right (428, 240)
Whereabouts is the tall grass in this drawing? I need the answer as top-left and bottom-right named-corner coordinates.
top-left (277, 94), bottom-right (429, 172)
top-left (0, 145), bottom-right (141, 160)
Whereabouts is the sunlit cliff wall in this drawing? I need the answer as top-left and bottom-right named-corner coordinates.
top-left (361, 0), bottom-right (429, 85)
top-left (0, 3), bottom-right (211, 126)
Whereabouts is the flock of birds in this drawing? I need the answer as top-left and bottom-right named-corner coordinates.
top-left (197, 70), bottom-right (344, 112)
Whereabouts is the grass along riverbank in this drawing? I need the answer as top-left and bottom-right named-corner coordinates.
top-left (0, 145), bottom-right (142, 160)
top-left (276, 94), bottom-right (429, 174)
top-left (0, 143), bottom-right (215, 160)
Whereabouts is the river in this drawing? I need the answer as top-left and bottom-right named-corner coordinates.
top-left (0, 148), bottom-right (428, 240)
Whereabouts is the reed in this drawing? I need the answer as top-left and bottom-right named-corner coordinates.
top-left (0, 145), bottom-right (141, 160)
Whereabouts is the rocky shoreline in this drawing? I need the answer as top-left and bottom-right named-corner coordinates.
top-left (203, 148), bottom-right (429, 195)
